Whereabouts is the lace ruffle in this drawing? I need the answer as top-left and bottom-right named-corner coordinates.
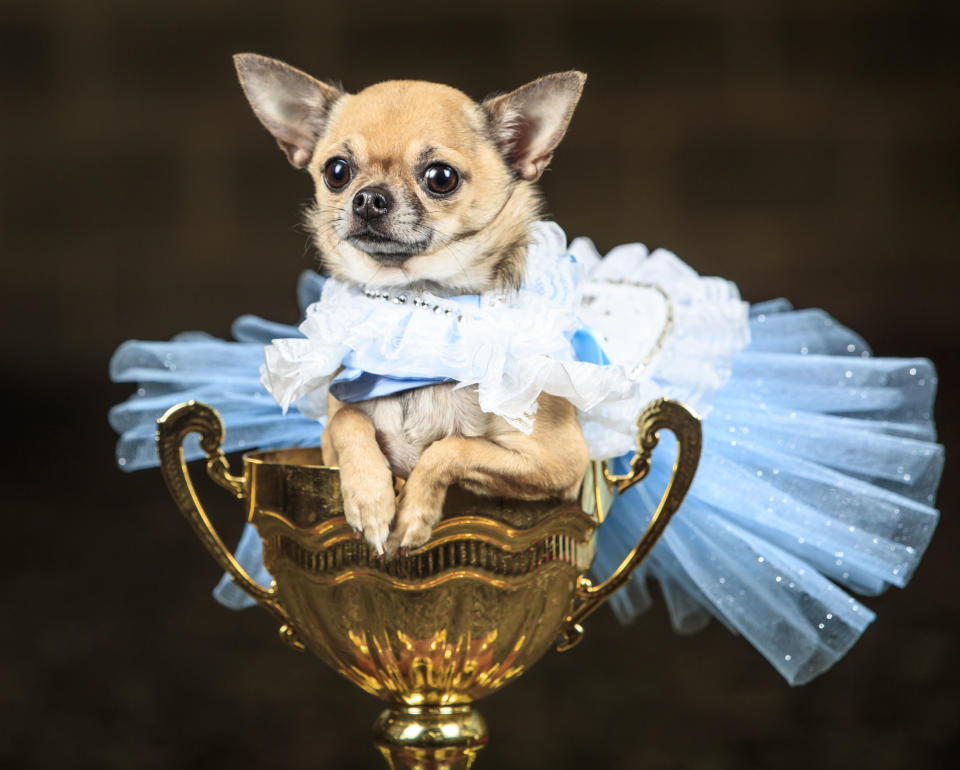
top-left (261, 222), bottom-right (750, 444)
top-left (573, 237), bottom-right (750, 457)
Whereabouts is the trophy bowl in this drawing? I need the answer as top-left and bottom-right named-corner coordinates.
top-left (157, 399), bottom-right (701, 769)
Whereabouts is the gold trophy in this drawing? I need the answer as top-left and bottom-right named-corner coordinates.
top-left (157, 398), bottom-right (701, 769)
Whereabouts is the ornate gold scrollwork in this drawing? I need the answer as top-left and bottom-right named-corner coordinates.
top-left (557, 398), bottom-right (702, 651)
top-left (156, 401), bottom-right (304, 650)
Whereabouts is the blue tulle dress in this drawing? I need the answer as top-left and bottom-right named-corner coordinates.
top-left (110, 228), bottom-right (942, 686)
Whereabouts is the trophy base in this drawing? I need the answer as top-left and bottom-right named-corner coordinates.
top-left (373, 704), bottom-right (488, 770)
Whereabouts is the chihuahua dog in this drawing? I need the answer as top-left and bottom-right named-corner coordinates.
top-left (235, 54), bottom-right (589, 555)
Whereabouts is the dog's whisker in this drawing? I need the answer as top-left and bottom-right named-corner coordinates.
top-left (361, 264), bottom-right (385, 290)
top-left (404, 221), bottom-right (475, 288)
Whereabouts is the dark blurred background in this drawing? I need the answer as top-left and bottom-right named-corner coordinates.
top-left (2, 0), bottom-right (958, 767)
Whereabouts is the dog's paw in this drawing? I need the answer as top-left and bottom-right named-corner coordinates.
top-left (340, 463), bottom-right (396, 554)
top-left (387, 483), bottom-right (444, 555)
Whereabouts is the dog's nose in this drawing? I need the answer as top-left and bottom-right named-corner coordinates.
top-left (352, 187), bottom-right (391, 220)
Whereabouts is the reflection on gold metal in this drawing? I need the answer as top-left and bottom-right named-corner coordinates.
top-left (561, 399), bottom-right (703, 651)
top-left (373, 705), bottom-right (488, 770)
top-left (156, 398), bottom-right (702, 768)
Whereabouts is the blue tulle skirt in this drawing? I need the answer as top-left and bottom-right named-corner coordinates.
top-left (110, 273), bottom-right (942, 685)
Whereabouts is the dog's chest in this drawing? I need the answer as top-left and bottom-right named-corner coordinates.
top-left (351, 383), bottom-right (493, 478)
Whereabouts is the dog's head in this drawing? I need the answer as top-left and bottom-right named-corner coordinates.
top-left (235, 54), bottom-right (585, 294)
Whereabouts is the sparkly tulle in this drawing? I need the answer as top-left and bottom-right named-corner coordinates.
top-left (108, 233), bottom-right (942, 685)
top-left (109, 271), bottom-right (326, 471)
top-left (592, 301), bottom-right (941, 684)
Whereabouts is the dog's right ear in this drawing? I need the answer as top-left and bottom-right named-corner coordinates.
top-left (234, 54), bottom-right (343, 169)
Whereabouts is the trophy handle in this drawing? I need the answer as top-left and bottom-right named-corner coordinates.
top-left (557, 398), bottom-right (702, 651)
top-left (156, 401), bottom-right (304, 650)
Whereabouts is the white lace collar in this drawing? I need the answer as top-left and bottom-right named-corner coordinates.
top-left (261, 221), bottom-right (750, 455)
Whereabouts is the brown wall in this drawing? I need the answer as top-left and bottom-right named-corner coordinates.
top-left (3, 1), bottom-right (958, 768)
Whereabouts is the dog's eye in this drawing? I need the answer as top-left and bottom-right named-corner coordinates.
top-left (424, 164), bottom-right (459, 195)
top-left (323, 158), bottom-right (352, 190)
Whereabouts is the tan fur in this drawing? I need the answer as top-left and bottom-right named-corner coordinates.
top-left (304, 80), bottom-right (544, 294)
top-left (235, 55), bottom-right (588, 553)
top-left (323, 388), bottom-right (588, 554)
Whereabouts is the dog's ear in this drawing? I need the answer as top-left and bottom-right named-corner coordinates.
top-left (483, 71), bottom-right (586, 181)
top-left (234, 53), bottom-right (343, 169)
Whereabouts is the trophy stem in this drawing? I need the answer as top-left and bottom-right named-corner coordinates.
top-left (373, 704), bottom-right (488, 770)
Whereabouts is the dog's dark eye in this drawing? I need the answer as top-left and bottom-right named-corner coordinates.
top-left (424, 164), bottom-right (459, 195)
top-left (323, 158), bottom-right (352, 190)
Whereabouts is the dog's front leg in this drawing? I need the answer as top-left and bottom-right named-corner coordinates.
top-left (322, 405), bottom-right (395, 554)
top-left (389, 416), bottom-right (588, 553)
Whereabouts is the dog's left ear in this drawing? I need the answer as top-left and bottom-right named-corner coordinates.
top-left (483, 71), bottom-right (586, 181)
